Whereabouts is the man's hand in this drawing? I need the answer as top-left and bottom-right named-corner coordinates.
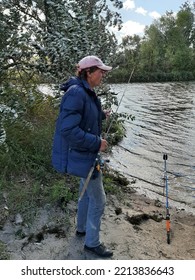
top-left (100, 139), bottom-right (108, 151)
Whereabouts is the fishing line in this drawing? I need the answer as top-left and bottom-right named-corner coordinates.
top-left (105, 67), bottom-right (135, 138)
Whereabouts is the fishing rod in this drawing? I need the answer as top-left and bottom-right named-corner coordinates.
top-left (163, 153), bottom-right (171, 244)
top-left (78, 158), bottom-right (98, 202)
top-left (78, 153), bottom-right (109, 201)
top-left (78, 68), bottom-right (135, 201)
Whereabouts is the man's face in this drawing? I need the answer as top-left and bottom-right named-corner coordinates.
top-left (87, 68), bottom-right (107, 88)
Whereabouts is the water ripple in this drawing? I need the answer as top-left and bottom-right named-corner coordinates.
top-left (110, 82), bottom-right (195, 214)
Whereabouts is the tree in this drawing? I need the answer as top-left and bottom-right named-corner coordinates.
top-left (0, 0), bottom-right (123, 149)
top-left (176, 1), bottom-right (195, 47)
top-left (112, 1), bottom-right (195, 82)
top-left (140, 23), bottom-right (165, 73)
top-left (0, 0), bottom-right (123, 83)
top-left (110, 34), bottom-right (142, 82)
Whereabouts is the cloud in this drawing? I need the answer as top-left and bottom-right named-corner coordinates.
top-left (123, 0), bottom-right (135, 10)
top-left (110, 20), bottom-right (145, 42)
top-left (121, 20), bottom-right (145, 35)
top-left (149, 11), bottom-right (161, 19)
top-left (135, 7), bottom-right (147, 16)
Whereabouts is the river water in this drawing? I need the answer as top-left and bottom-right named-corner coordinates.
top-left (109, 82), bottom-right (195, 214)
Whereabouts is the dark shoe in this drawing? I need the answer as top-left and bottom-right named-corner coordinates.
top-left (76, 231), bottom-right (86, 237)
top-left (84, 244), bottom-right (113, 258)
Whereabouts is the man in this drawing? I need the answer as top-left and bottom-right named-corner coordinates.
top-left (52, 55), bottom-right (113, 257)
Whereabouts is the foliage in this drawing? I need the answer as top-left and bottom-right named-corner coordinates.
top-left (108, 1), bottom-right (195, 83)
top-left (0, 0), bottom-right (122, 83)
top-left (49, 178), bottom-right (79, 206)
top-left (0, 0), bottom-right (125, 152)
top-left (0, 90), bottom-right (57, 179)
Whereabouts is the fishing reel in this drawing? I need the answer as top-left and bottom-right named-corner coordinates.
top-left (95, 153), bottom-right (110, 172)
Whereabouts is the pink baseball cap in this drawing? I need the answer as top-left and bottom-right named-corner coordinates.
top-left (78, 55), bottom-right (112, 71)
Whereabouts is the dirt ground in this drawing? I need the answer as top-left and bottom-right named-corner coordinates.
top-left (1, 181), bottom-right (195, 260)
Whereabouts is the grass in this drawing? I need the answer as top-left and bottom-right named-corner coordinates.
top-left (0, 241), bottom-right (10, 260)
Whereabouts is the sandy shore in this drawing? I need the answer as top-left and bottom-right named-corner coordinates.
top-left (1, 178), bottom-right (195, 260)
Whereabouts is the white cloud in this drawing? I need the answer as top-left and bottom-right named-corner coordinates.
top-left (121, 20), bottom-right (145, 35)
top-left (110, 20), bottom-right (145, 42)
top-left (123, 0), bottom-right (135, 10)
top-left (135, 7), bottom-right (147, 16)
top-left (149, 11), bottom-right (161, 19)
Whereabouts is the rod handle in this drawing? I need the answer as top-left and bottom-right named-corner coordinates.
top-left (166, 214), bottom-right (171, 244)
top-left (167, 232), bottom-right (171, 244)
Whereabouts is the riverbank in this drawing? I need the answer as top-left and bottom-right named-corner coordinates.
top-left (0, 172), bottom-right (194, 260)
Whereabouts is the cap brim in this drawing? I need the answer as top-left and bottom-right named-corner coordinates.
top-left (98, 65), bottom-right (112, 71)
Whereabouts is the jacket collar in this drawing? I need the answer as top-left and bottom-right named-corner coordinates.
top-left (80, 78), bottom-right (96, 97)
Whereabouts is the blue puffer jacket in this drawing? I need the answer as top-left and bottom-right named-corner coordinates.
top-left (52, 77), bottom-right (104, 178)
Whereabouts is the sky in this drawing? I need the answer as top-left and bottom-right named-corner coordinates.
top-left (111, 0), bottom-right (193, 41)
